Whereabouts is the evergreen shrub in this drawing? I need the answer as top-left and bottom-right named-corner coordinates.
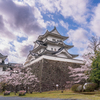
top-left (76, 85), bottom-right (83, 92)
top-left (85, 83), bottom-right (98, 92)
top-left (4, 91), bottom-right (10, 96)
top-left (71, 84), bottom-right (80, 92)
top-left (19, 90), bottom-right (26, 96)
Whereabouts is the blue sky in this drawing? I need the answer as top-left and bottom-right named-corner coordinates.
top-left (0, 0), bottom-right (100, 64)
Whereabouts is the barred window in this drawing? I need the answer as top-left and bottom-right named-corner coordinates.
top-left (52, 39), bottom-right (56, 42)
top-left (51, 48), bottom-right (53, 51)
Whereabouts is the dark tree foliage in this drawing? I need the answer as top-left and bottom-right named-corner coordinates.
top-left (90, 50), bottom-right (100, 86)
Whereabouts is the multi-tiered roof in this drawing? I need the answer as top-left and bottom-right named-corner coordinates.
top-left (0, 53), bottom-right (7, 64)
top-left (25, 27), bottom-right (78, 63)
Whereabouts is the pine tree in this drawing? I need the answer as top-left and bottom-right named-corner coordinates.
top-left (90, 50), bottom-right (100, 86)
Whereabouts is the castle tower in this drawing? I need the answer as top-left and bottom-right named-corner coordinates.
top-left (25, 27), bottom-right (79, 63)
top-left (24, 27), bottom-right (84, 91)
top-left (0, 53), bottom-right (7, 64)
top-left (0, 53), bottom-right (8, 75)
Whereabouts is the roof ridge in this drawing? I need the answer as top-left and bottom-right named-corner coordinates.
top-left (0, 53), bottom-right (5, 57)
top-left (50, 26), bottom-right (57, 33)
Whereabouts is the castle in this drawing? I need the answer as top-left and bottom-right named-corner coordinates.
top-left (24, 27), bottom-right (84, 91)
top-left (0, 53), bottom-right (23, 77)
top-left (0, 53), bottom-right (8, 75)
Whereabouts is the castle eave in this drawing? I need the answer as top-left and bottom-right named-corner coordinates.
top-left (70, 54), bottom-right (79, 58)
top-left (24, 55), bottom-right (84, 67)
top-left (38, 33), bottom-right (68, 41)
top-left (64, 45), bottom-right (74, 49)
top-left (32, 45), bottom-right (46, 53)
top-left (0, 53), bottom-right (7, 60)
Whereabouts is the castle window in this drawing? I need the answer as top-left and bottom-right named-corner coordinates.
top-left (39, 50), bottom-right (41, 53)
top-left (51, 48), bottom-right (53, 51)
top-left (0, 59), bottom-right (2, 63)
top-left (57, 40), bottom-right (62, 42)
top-left (2, 60), bottom-right (4, 64)
top-left (52, 39), bottom-right (56, 42)
top-left (2, 66), bottom-right (6, 71)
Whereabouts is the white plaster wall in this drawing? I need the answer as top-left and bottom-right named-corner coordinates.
top-left (41, 35), bottom-right (62, 42)
top-left (47, 36), bottom-right (62, 42)
top-left (0, 67), bottom-right (9, 76)
top-left (47, 44), bottom-right (61, 51)
top-left (0, 67), bottom-right (2, 71)
top-left (57, 53), bottom-right (68, 58)
top-left (0, 59), bottom-right (2, 63)
top-left (0, 71), bottom-right (9, 76)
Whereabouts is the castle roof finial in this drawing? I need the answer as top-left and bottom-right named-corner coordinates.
top-left (54, 26), bottom-right (56, 29)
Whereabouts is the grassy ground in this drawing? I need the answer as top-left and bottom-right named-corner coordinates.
top-left (1, 90), bottom-right (100, 100)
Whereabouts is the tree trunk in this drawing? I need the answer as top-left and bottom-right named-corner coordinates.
top-left (14, 86), bottom-right (16, 95)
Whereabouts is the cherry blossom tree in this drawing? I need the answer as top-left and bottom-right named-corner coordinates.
top-left (1, 67), bottom-right (39, 94)
top-left (68, 65), bottom-right (88, 84)
top-left (80, 36), bottom-right (100, 81)
top-left (68, 36), bottom-right (100, 84)
top-left (18, 68), bottom-right (39, 92)
top-left (0, 70), bottom-right (11, 92)
top-left (68, 52), bottom-right (95, 84)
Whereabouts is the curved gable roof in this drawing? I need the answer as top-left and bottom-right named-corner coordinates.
top-left (38, 27), bottom-right (68, 41)
top-left (50, 27), bottom-right (61, 35)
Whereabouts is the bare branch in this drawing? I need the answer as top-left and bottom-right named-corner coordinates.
top-left (88, 36), bottom-right (100, 53)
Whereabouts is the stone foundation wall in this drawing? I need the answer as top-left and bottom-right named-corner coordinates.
top-left (28, 58), bottom-right (84, 92)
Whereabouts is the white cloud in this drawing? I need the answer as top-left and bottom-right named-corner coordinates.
top-left (0, 0), bottom-right (45, 37)
top-left (37, 0), bottom-right (89, 23)
top-left (0, 39), bottom-right (11, 55)
top-left (47, 14), bottom-right (54, 19)
top-left (59, 20), bottom-right (69, 30)
top-left (11, 33), bottom-right (39, 63)
top-left (60, 0), bottom-right (89, 23)
top-left (67, 28), bottom-right (89, 54)
top-left (0, 0), bottom-right (45, 63)
top-left (90, 3), bottom-right (100, 37)
top-left (36, 0), bottom-right (57, 13)
top-left (46, 21), bottom-right (58, 27)
top-left (8, 51), bottom-right (25, 64)
top-left (13, 0), bottom-right (35, 7)
top-left (0, 15), bottom-right (16, 41)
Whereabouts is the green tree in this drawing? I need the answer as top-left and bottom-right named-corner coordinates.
top-left (90, 50), bottom-right (100, 86)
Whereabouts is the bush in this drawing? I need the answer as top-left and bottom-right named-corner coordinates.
top-left (71, 84), bottom-right (80, 92)
top-left (0, 83), bottom-right (3, 92)
top-left (4, 91), bottom-right (10, 96)
top-left (0, 82), bottom-right (6, 92)
top-left (76, 85), bottom-right (83, 92)
top-left (84, 83), bottom-right (98, 92)
top-left (19, 90), bottom-right (26, 96)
